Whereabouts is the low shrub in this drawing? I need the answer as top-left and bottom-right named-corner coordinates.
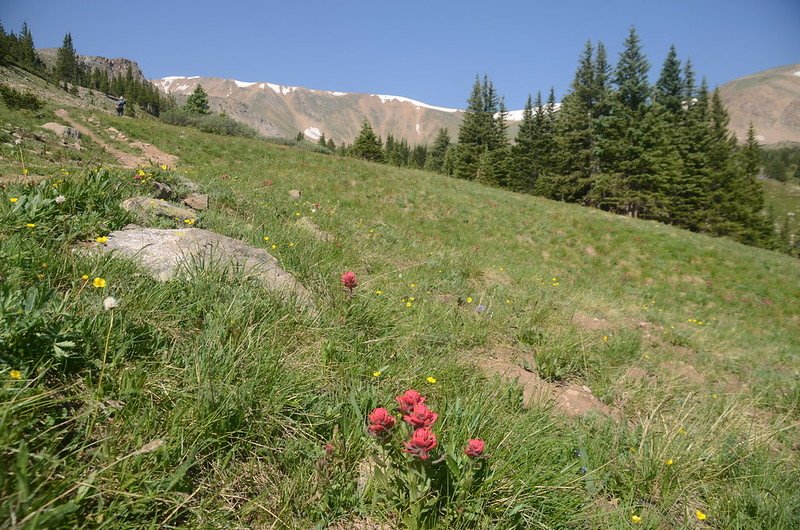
top-left (0, 83), bottom-right (44, 111)
top-left (160, 107), bottom-right (259, 138)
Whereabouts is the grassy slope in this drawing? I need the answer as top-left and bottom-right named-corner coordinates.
top-left (2, 83), bottom-right (800, 528)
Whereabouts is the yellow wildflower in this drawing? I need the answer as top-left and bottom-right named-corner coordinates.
top-left (10, 370), bottom-right (22, 380)
top-left (271, 244), bottom-right (277, 250)
top-left (405, 301), bottom-right (412, 307)
top-left (294, 212), bottom-right (300, 216)
top-left (263, 236), bottom-right (270, 241)
top-left (137, 169), bottom-right (146, 176)
top-left (81, 274), bottom-right (89, 280)
top-left (505, 299), bottom-right (511, 304)
top-left (184, 219), bottom-right (195, 226)
top-left (410, 283), bottom-right (416, 288)
top-left (95, 236), bottom-right (109, 244)
top-left (665, 459), bottom-right (674, 466)
top-left (160, 164), bottom-right (168, 170)
top-left (678, 427), bottom-right (687, 435)
top-left (372, 371), bottom-right (382, 378)
top-left (603, 335), bottom-right (609, 342)
top-left (631, 515), bottom-right (642, 524)
top-left (695, 510), bottom-right (707, 521)
top-left (374, 290), bottom-right (382, 295)
top-left (9, 197), bottom-right (18, 203)
top-left (22, 168), bottom-right (29, 176)
top-left (466, 297), bottom-right (473, 304)
top-left (288, 242), bottom-right (295, 247)
top-left (409, 297), bottom-right (415, 302)
top-left (92, 277), bottom-right (107, 288)
top-left (426, 376), bottom-right (437, 384)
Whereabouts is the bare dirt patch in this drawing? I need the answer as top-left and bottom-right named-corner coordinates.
top-left (467, 345), bottom-right (620, 421)
top-left (571, 312), bottom-right (613, 331)
top-left (662, 361), bottom-right (705, 385)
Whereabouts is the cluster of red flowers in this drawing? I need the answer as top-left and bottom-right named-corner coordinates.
top-left (341, 271), bottom-right (358, 291)
top-left (367, 389), bottom-right (487, 461)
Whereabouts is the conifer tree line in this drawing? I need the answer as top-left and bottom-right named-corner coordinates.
top-left (0, 21), bottom-right (167, 116)
top-left (303, 119), bottom-right (433, 171)
top-left (446, 28), bottom-right (777, 251)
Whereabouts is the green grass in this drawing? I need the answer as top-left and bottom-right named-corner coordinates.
top-left (1, 78), bottom-right (799, 529)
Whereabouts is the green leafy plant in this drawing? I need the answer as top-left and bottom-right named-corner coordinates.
top-left (366, 390), bottom-right (490, 529)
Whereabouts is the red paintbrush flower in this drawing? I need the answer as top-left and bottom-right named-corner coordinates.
top-left (404, 428), bottom-right (438, 460)
top-left (395, 389), bottom-right (426, 415)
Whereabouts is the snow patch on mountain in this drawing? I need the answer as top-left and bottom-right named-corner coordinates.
top-left (373, 94), bottom-right (459, 113)
top-left (329, 91), bottom-right (348, 96)
top-left (234, 80), bottom-right (257, 88)
top-left (794, 71), bottom-right (800, 77)
top-left (157, 76), bottom-right (200, 92)
top-left (304, 127), bottom-right (322, 140)
top-left (415, 123), bottom-right (420, 134)
top-left (264, 82), bottom-right (297, 95)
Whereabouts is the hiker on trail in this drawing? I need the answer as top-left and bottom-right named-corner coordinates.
top-left (116, 97), bottom-right (126, 117)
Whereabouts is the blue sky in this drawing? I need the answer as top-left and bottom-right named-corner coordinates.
top-left (2, 0), bottom-right (798, 109)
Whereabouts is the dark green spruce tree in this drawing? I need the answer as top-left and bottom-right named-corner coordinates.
top-left (55, 33), bottom-right (80, 89)
top-left (425, 128), bottom-right (451, 173)
top-left (184, 84), bottom-right (210, 115)
top-left (351, 119), bottom-right (384, 162)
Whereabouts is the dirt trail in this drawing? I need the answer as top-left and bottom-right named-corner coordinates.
top-left (54, 109), bottom-right (177, 169)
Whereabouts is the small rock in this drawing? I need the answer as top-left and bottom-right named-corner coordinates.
top-left (41, 122), bottom-right (80, 139)
top-left (288, 189), bottom-right (302, 199)
top-left (183, 193), bottom-right (209, 211)
top-left (151, 181), bottom-right (174, 200)
top-left (174, 175), bottom-right (201, 193)
top-left (121, 196), bottom-right (197, 222)
top-left (107, 127), bottom-right (119, 134)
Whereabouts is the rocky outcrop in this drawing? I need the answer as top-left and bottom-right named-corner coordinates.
top-left (99, 227), bottom-right (315, 310)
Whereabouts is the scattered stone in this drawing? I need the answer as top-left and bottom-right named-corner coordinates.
top-left (41, 122), bottom-right (80, 139)
top-left (121, 196), bottom-right (197, 222)
top-left (174, 175), bottom-right (201, 193)
top-left (297, 216), bottom-right (333, 241)
top-left (288, 189), bottom-right (302, 199)
top-left (584, 245), bottom-right (598, 256)
top-left (183, 193), bottom-right (209, 211)
top-left (151, 181), bottom-right (173, 200)
top-left (98, 227), bottom-right (314, 310)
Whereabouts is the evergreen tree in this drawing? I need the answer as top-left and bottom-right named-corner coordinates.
top-left (614, 27), bottom-right (650, 111)
top-left (454, 77), bottom-right (487, 180)
top-left (655, 45), bottom-right (683, 114)
top-left (16, 22), bottom-right (41, 71)
top-left (55, 33), bottom-right (80, 89)
top-left (0, 23), bottom-right (10, 65)
top-left (327, 138), bottom-right (336, 151)
top-left (318, 132), bottom-right (327, 147)
top-left (512, 94), bottom-right (537, 191)
top-left (425, 128), bottom-right (451, 173)
top-left (670, 77), bottom-right (712, 230)
top-left (184, 84), bottom-right (210, 115)
top-left (296, 131), bottom-right (304, 142)
top-left (350, 119), bottom-right (384, 162)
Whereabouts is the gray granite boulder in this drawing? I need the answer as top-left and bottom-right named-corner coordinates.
top-left (100, 227), bottom-right (314, 311)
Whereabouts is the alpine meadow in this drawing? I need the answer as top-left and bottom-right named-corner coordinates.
top-left (1, 13), bottom-right (799, 530)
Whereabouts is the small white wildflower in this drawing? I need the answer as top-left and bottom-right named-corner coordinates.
top-left (55, 195), bottom-right (66, 204)
top-left (103, 296), bottom-right (119, 311)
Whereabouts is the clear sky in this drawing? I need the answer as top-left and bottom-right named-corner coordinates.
top-left (2, 0), bottom-right (798, 109)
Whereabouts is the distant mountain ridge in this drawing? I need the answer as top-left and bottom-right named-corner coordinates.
top-left (143, 65), bottom-right (800, 147)
top-left (152, 76), bottom-right (527, 145)
top-left (719, 63), bottom-right (800, 145)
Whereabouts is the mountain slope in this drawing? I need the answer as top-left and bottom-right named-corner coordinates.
top-left (2, 66), bottom-right (799, 528)
top-left (719, 63), bottom-right (800, 144)
top-left (153, 76), bottom-right (468, 143)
